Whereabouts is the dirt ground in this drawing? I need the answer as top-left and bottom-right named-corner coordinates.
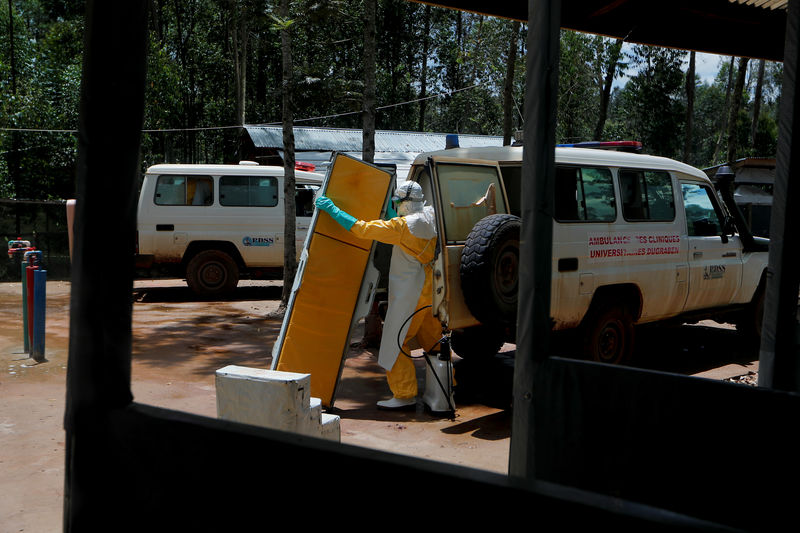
top-left (0, 279), bottom-right (513, 533)
top-left (1, 278), bottom-right (760, 532)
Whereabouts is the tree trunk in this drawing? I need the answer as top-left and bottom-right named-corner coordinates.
top-left (712, 57), bottom-right (735, 163)
top-left (417, 5), bottom-right (431, 132)
top-left (362, 0), bottom-right (376, 164)
top-left (751, 58), bottom-right (766, 148)
top-left (502, 21), bottom-right (520, 145)
top-left (727, 57), bottom-right (749, 163)
top-left (6, 0), bottom-right (22, 227)
top-left (230, 0), bottom-right (248, 126)
top-left (683, 51), bottom-right (696, 163)
top-left (593, 38), bottom-right (623, 141)
top-left (279, 0), bottom-right (297, 307)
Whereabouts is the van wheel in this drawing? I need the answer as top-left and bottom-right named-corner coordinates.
top-left (460, 214), bottom-right (520, 327)
top-left (582, 305), bottom-right (634, 365)
top-left (186, 250), bottom-right (239, 297)
top-left (736, 288), bottom-right (764, 339)
top-left (450, 325), bottom-right (506, 360)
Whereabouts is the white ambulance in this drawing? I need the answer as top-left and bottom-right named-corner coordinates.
top-left (135, 162), bottom-right (323, 296)
top-left (408, 142), bottom-right (769, 363)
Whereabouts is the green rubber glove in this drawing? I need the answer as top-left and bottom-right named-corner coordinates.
top-left (315, 195), bottom-right (357, 231)
top-left (384, 201), bottom-right (397, 220)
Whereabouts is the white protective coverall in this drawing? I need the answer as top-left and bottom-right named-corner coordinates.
top-left (349, 205), bottom-right (441, 401)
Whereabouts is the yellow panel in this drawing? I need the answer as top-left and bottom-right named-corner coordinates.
top-left (275, 154), bottom-right (393, 407)
top-left (315, 155), bottom-right (391, 250)
top-left (276, 233), bottom-right (370, 406)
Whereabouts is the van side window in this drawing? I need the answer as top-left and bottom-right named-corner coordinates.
top-left (681, 182), bottom-right (723, 236)
top-left (555, 166), bottom-right (615, 222)
top-left (220, 176), bottom-right (279, 207)
top-left (154, 175), bottom-right (213, 206)
top-left (619, 170), bottom-right (675, 221)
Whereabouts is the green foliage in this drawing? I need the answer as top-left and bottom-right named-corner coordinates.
top-left (1, 1), bottom-right (82, 200)
top-left (557, 30), bottom-right (598, 142)
top-left (609, 45), bottom-right (687, 158)
top-left (0, 0), bottom-right (785, 203)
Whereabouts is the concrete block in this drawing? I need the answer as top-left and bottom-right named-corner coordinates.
top-left (320, 413), bottom-right (341, 442)
top-left (297, 397), bottom-right (322, 437)
top-left (215, 365), bottom-right (310, 432)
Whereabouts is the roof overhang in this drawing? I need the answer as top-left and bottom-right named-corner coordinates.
top-left (416, 0), bottom-right (788, 61)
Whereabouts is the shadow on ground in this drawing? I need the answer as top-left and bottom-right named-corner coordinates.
top-left (133, 283), bottom-right (283, 303)
top-left (450, 322), bottom-right (758, 412)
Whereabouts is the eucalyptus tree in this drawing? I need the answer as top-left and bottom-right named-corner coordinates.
top-left (1, 1), bottom-right (83, 200)
top-left (683, 51), bottom-right (696, 163)
top-left (362, 0), bottom-right (376, 163)
top-left (610, 44), bottom-right (686, 158)
top-left (592, 37), bottom-right (624, 141)
top-left (272, 0), bottom-right (297, 307)
top-left (557, 30), bottom-right (598, 143)
top-left (726, 56), bottom-right (750, 163)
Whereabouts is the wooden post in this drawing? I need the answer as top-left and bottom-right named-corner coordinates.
top-left (759, 0), bottom-right (800, 392)
top-left (509, 0), bottom-right (560, 480)
top-left (63, 2), bottom-right (148, 530)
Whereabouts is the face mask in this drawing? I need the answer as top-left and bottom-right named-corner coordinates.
top-left (396, 199), bottom-right (424, 217)
top-left (396, 200), bottom-right (413, 217)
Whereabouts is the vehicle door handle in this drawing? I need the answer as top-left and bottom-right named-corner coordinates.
top-left (722, 252), bottom-right (737, 257)
top-left (156, 224), bottom-right (174, 231)
top-left (693, 252), bottom-right (703, 259)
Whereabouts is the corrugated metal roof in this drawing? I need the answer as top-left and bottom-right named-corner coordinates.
top-left (245, 126), bottom-right (504, 153)
top-left (731, 0), bottom-right (788, 10)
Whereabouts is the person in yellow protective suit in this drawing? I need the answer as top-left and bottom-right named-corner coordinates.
top-left (315, 181), bottom-right (442, 409)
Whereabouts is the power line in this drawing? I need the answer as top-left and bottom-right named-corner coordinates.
top-left (0, 82), bottom-right (491, 135)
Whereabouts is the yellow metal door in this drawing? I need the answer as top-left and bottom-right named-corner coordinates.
top-left (272, 153), bottom-right (393, 407)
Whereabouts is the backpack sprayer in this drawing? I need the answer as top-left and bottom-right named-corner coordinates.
top-left (396, 306), bottom-right (455, 417)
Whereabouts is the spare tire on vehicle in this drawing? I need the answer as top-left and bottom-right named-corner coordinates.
top-left (459, 213), bottom-right (521, 327)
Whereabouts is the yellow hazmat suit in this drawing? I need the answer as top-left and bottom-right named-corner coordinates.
top-left (315, 184), bottom-right (441, 407)
top-left (349, 216), bottom-right (441, 399)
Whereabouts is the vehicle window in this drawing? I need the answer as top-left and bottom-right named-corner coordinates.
top-left (416, 168), bottom-right (433, 207)
top-left (295, 185), bottom-right (318, 217)
top-left (499, 165), bottom-right (521, 217)
top-left (220, 176), bottom-right (279, 207)
top-left (555, 166), bottom-right (616, 222)
top-left (681, 182), bottom-right (723, 236)
top-left (435, 163), bottom-right (507, 242)
top-left (619, 170), bottom-right (675, 221)
top-left (154, 175), bottom-right (213, 206)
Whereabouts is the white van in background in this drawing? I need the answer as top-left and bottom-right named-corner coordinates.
top-left (135, 162), bottom-right (323, 297)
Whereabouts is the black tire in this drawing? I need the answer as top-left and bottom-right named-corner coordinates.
top-left (450, 325), bottom-right (506, 360)
top-left (736, 288), bottom-right (764, 339)
top-left (582, 305), bottom-right (634, 365)
top-left (186, 250), bottom-right (239, 297)
top-left (460, 214), bottom-right (521, 327)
